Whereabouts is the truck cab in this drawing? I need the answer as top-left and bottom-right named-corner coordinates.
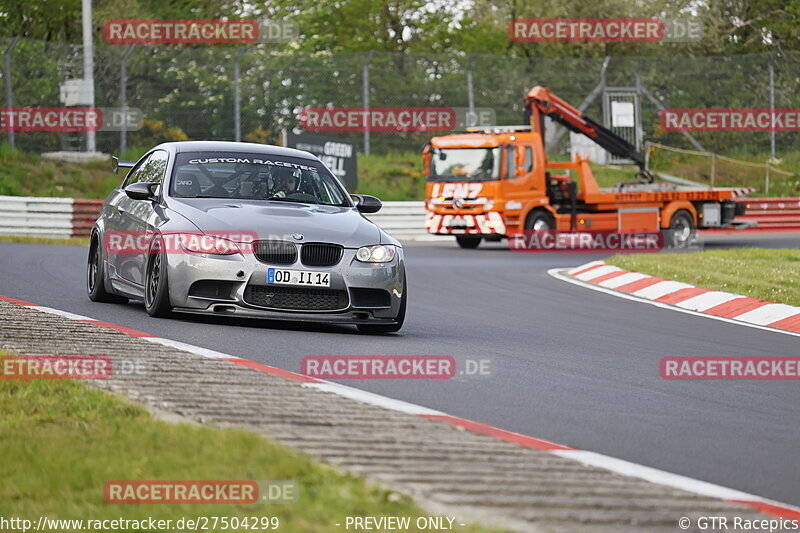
top-left (424, 128), bottom-right (551, 248)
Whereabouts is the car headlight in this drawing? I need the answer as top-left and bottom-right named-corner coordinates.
top-left (355, 244), bottom-right (396, 263)
top-left (178, 233), bottom-right (241, 255)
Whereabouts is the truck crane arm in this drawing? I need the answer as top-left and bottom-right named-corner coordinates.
top-left (525, 86), bottom-right (655, 182)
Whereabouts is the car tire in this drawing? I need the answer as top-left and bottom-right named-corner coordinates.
top-left (87, 233), bottom-right (128, 304)
top-left (455, 235), bottom-right (481, 249)
top-left (357, 283), bottom-right (406, 334)
top-left (144, 237), bottom-right (172, 317)
top-left (668, 210), bottom-right (695, 248)
top-left (524, 210), bottom-right (554, 231)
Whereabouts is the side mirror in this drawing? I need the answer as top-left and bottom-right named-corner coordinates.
top-left (124, 182), bottom-right (158, 201)
top-left (351, 194), bottom-right (382, 214)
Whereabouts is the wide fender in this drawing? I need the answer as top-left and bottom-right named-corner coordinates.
top-left (661, 201), bottom-right (697, 229)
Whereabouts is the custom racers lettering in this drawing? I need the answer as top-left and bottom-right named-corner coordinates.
top-left (187, 157), bottom-right (318, 172)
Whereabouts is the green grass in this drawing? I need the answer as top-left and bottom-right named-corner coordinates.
top-left (0, 235), bottom-right (89, 246)
top-left (606, 248), bottom-right (800, 306)
top-left (0, 352), bottom-right (507, 533)
top-left (647, 147), bottom-right (800, 197)
top-left (589, 163), bottom-right (641, 188)
top-left (0, 145), bottom-right (119, 199)
top-left (355, 152), bottom-right (426, 201)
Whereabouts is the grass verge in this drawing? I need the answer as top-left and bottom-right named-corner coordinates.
top-left (0, 351), bottom-right (507, 532)
top-left (0, 235), bottom-right (89, 246)
top-left (0, 148), bottom-right (118, 199)
top-left (6, 144), bottom-right (783, 202)
top-left (355, 152), bottom-right (426, 201)
top-left (606, 248), bottom-right (800, 306)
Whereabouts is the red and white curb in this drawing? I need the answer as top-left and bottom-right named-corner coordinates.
top-left (2, 294), bottom-right (799, 520)
top-left (550, 260), bottom-right (800, 337)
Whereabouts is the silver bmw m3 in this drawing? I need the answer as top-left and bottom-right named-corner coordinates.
top-left (87, 141), bottom-right (406, 333)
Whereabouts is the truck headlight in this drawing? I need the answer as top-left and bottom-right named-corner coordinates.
top-left (356, 245), bottom-right (396, 263)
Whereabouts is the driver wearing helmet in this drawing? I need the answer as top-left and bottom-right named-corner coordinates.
top-left (271, 167), bottom-right (299, 198)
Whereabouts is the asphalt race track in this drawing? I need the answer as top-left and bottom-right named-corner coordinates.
top-left (1, 233), bottom-right (799, 506)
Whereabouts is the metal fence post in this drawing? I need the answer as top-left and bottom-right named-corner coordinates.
top-left (3, 37), bottom-right (20, 149)
top-left (234, 47), bottom-right (247, 142)
top-left (765, 162), bottom-right (770, 195)
top-left (769, 52), bottom-right (776, 160)
top-left (82, 0), bottom-right (95, 152)
top-left (119, 43), bottom-right (136, 156)
top-left (362, 51), bottom-right (375, 155)
top-left (466, 53), bottom-right (475, 118)
top-left (710, 153), bottom-right (716, 187)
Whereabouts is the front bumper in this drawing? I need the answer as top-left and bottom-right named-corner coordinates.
top-left (166, 247), bottom-right (405, 324)
top-left (424, 211), bottom-right (507, 235)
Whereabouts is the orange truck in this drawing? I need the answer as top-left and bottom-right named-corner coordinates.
top-left (422, 86), bottom-right (751, 248)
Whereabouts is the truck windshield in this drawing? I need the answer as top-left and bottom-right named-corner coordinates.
top-left (429, 148), bottom-right (500, 182)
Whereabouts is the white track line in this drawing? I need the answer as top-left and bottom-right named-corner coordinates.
top-left (143, 337), bottom-right (241, 359)
top-left (597, 272), bottom-right (648, 288)
top-left (676, 291), bottom-right (741, 312)
top-left (304, 382), bottom-right (444, 416)
top-left (574, 265), bottom-right (621, 281)
top-left (632, 280), bottom-right (694, 299)
top-left (554, 450), bottom-right (789, 504)
top-left (734, 304), bottom-right (800, 326)
top-left (24, 305), bottom-right (97, 321)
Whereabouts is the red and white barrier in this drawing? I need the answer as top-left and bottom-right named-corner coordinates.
top-left (2, 195), bottom-right (799, 240)
top-left (566, 260), bottom-right (800, 335)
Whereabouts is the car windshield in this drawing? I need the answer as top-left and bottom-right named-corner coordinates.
top-left (170, 152), bottom-right (350, 206)
top-left (429, 147), bottom-right (500, 182)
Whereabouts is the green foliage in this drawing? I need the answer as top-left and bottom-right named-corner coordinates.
top-left (244, 128), bottom-right (273, 145)
top-left (129, 119), bottom-right (189, 147)
top-left (0, 148), bottom-right (119, 198)
top-left (355, 152), bottom-right (425, 200)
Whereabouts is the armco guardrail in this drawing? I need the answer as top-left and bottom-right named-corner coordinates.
top-left (3, 195), bottom-right (798, 239)
top-left (0, 196), bottom-right (78, 238)
top-left (736, 197), bottom-right (800, 230)
top-left (0, 195), bottom-right (429, 240)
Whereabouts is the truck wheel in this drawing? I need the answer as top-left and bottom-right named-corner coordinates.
top-left (668, 210), bottom-right (695, 248)
top-left (456, 235), bottom-right (481, 249)
top-left (525, 210), bottom-right (553, 231)
top-left (87, 233), bottom-right (128, 304)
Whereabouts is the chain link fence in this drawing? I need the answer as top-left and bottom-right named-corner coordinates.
top-left (1, 38), bottom-right (799, 160)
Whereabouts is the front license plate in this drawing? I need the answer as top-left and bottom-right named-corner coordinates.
top-left (268, 268), bottom-right (330, 287)
top-left (447, 218), bottom-right (469, 228)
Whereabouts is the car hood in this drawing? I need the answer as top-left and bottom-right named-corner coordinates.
top-left (167, 198), bottom-right (382, 248)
